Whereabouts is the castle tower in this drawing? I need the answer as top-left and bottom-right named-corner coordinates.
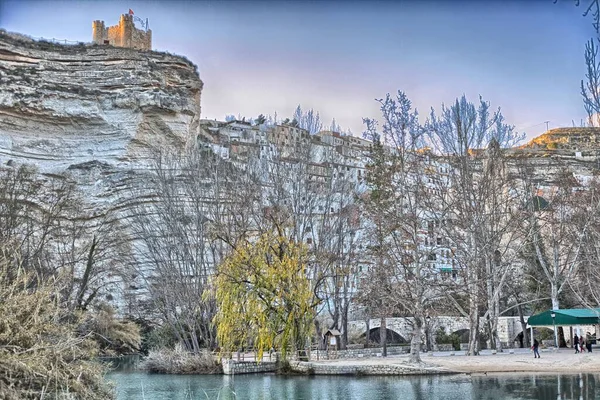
top-left (92, 20), bottom-right (105, 45)
top-left (119, 14), bottom-right (133, 48)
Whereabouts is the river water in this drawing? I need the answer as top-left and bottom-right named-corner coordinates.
top-left (107, 371), bottom-right (600, 399)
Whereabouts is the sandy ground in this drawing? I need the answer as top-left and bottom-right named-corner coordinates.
top-left (311, 348), bottom-right (600, 374)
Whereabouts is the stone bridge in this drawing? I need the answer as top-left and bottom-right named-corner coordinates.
top-left (348, 316), bottom-right (529, 348)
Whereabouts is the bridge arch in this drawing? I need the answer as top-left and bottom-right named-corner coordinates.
top-left (451, 328), bottom-right (470, 343)
top-left (360, 327), bottom-right (407, 344)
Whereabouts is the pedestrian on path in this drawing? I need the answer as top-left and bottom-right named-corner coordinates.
top-left (533, 338), bottom-right (540, 358)
top-left (574, 334), bottom-right (580, 353)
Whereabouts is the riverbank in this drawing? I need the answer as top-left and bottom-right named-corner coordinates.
top-left (289, 348), bottom-right (600, 376)
top-left (431, 348), bottom-right (600, 373)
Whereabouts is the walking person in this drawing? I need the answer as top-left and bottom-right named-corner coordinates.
top-left (581, 336), bottom-right (586, 353)
top-left (586, 332), bottom-right (593, 353)
top-left (533, 338), bottom-right (540, 358)
top-left (574, 334), bottom-right (580, 353)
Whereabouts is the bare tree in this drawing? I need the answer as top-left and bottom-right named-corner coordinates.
top-left (0, 164), bottom-right (132, 312)
top-left (426, 95), bottom-right (523, 355)
top-left (129, 146), bottom-right (235, 352)
top-left (357, 91), bottom-right (446, 362)
top-left (521, 169), bottom-right (595, 310)
top-left (582, 38), bottom-right (600, 126)
top-left (293, 105), bottom-right (323, 134)
top-left (568, 179), bottom-right (600, 307)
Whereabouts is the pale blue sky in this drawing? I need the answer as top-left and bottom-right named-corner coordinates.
top-left (0, 0), bottom-right (595, 139)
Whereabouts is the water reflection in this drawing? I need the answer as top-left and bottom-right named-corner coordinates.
top-left (471, 373), bottom-right (599, 399)
top-left (107, 371), bottom-right (600, 400)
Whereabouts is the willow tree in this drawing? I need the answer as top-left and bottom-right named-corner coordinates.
top-left (213, 229), bottom-right (315, 361)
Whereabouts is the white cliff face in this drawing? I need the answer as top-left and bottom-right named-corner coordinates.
top-left (0, 31), bottom-right (202, 176)
top-left (0, 31), bottom-right (204, 311)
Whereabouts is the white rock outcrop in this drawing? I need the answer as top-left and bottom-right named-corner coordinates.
top-left (0, 31), bottom-right (202, 187)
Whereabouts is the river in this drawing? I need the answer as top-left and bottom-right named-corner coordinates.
top-left (107, 371), bottom-right (600, 399)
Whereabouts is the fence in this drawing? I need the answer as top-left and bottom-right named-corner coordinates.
top-left (2, 31), bottom-right (86, 46)
top-left (223, 344), bottom-right (416, 363)
top-left (30, 36), bottom-right (86, 46)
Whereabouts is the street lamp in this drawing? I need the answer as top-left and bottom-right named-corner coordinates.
top-left (425, 315), bottom-right (431, 352)
top-left (551, 312), bottom-right (558, 348)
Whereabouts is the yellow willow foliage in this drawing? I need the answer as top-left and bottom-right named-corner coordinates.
top-left (213, 231), bottom-right (314, 361)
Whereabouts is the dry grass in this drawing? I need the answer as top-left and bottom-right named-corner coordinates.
top-left (80, 303), bottom-right (141, 357)
top-left (0, 262), bottom-right (113, 399)
top-left (142, 345), bottom-right (222, 374)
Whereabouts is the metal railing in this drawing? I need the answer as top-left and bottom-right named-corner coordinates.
top-left (3, 31), bottom-right (86, 46)
top-left (30, 36), bottom-right (85, 45)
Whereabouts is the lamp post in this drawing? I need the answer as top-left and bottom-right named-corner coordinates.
top-left (425, 315), bottom-right (431, 352)
top-left (551, 312), bottom-right (558, 348)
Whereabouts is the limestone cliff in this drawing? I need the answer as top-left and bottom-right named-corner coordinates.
top-left (0, 30), bottom-right (202, 176)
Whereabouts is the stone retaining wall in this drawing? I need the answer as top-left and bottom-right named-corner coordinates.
top-left (289, 361), bottom-right (449, 376)
top-left (295, 346), bottom-right (410, 361)
top-left (433, 344), bottom-right (454, 351)
top-left (222, 359), bottom-right (277, 375)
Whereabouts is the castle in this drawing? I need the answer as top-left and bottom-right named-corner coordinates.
top-left (92, 14), bottom-right (152, 51)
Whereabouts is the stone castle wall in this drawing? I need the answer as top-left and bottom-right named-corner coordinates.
top-left (92, 14), bottom-right (151, 51)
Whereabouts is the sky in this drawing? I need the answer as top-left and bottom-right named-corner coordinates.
top-left (0, 0), bottom-right (596, 140)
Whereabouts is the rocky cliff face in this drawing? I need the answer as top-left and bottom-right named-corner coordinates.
top-left (0, 31), bottom-right (202, 179)
top-left (0, 30), bottom-right (204, 311)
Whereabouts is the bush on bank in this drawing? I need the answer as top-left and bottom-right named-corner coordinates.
top-left (0, 264), bottom-right (113, 399)
top-left (141, 345), bottom-right (222, 374)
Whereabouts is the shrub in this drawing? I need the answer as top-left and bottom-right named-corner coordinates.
top-left (79, 303), bottom-right (141, 356)
top-left (141, 345), bottom-right (222, 374)
top-left (435, 327), bottom-right (460, 351)
top-left (144, 323), bottom-right (178, 352)
top-left (0, 261), bottom-right (113, 399)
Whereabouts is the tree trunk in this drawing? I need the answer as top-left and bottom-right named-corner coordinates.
top-left (467, 259), bottom-right (480, 355)
top-left (341, 303), bottom-right (349, 350)
top-left (551, 283), bottom-right (559, 348)
top-left (551, 283), bottom-right (559, 311)
top-left (492, 319), bottom-right (502, 352)
top-left (468, 306), bottom-right (479, 355)
top-left (409, 317), bottom-right (422, 363)
top-left (315, 319), bottom-right (323, 350)
top-left (380, 317), bottom-right (387, 357)
top-left (558, 327), bottom-right (567, 348)
top-left (517, 303), bottom-right (530, 348)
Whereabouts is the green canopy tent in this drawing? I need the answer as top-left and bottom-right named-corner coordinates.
top-left (527, 308), bottom-right (600, 348)
top-left (527, 308), bottom-right (600, 327)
